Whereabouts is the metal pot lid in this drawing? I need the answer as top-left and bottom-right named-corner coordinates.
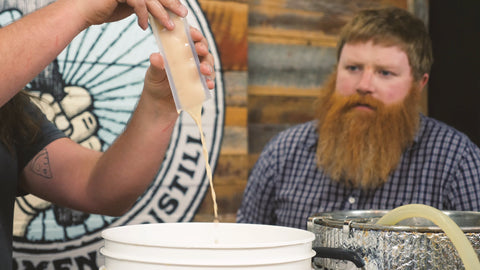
top-left (308, 210), bottom-right (480, 233)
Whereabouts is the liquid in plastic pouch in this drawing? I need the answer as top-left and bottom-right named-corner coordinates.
top-left (149, 12), bottom-right (211, 112)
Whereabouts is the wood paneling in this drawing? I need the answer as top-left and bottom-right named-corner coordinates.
top-left (199, 0), bottom-right (248, 71)
top-left (248, 44), bottom-right (337, 90)
top-left (248, 0), bottom-right (407, 46)
top-left (195, 0), bottom-right (248, 223)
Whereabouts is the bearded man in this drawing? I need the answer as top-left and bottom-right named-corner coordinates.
top-left (237, 7), bottom-right (480, 229)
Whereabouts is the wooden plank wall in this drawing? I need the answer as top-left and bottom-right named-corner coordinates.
top-left (194, 0), bottom-right (428, 222)
top-left (194, 0), bottom-right (249, 222)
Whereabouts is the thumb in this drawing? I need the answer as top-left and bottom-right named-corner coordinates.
top-left (146, 53), bottom-right (168, 86)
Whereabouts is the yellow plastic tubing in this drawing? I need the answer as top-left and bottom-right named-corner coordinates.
top-left (376, 204), bottom-right (480, 270)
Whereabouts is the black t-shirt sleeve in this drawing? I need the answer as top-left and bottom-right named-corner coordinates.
top-left (16, 103), bottom-right (66, 195)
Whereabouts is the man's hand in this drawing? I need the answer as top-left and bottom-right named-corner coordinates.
top-left (142, 26), bottom-right (215, 106)
top-left (74, 0), bottom-right (188, 30)
top-left (191, 26), bottom-right (216, 90)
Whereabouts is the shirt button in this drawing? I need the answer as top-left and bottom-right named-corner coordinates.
top-left (348, 197), bottom-right (356, 204)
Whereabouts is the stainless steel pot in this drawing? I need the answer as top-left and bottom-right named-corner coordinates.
top-left (307, 210), bottom-right (480, 269)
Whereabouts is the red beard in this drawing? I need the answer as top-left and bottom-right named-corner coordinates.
top-left (315, 72), bottom-right (421, 189)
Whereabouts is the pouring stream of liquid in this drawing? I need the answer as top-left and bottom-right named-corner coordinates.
top-left (185, 105), bottom-right (218, 223)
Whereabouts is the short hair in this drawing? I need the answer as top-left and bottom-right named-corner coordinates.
top-left (336, 7), bottom-right (433, 81)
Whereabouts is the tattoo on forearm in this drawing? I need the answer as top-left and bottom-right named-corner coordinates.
top-left (30, 148), bottom-right (53, 179)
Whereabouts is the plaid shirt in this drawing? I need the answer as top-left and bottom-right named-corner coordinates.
top-left (237, 115), bottom-right (480, 229)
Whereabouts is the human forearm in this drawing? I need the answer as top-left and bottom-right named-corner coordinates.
top-left (0, 0), bottom-right (87, 106)
top-left (20, 97), bottom-right (176, 217)
top-left (87, 88), bottom-right (178, 215)
top-left (0, 0), bottom-right (188, 107)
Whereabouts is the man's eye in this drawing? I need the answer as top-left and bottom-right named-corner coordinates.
top-left (346, 65), bottom-right (359, 71)
top-left (379, 70), bottom-right (393, 76)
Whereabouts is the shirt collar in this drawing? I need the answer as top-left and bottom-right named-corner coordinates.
top-left (412, 113), bottom-right (426, 145)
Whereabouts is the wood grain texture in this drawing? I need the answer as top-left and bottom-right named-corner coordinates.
top-left (248, 95), bottom-right (316, 124)
top-left (195, 0), bottom-right (249, 222)
top-left (249, 0), bottom-right (407, 46)
top-left (248, 43), bottom-right (337, 89)
top-left (199, 0), bottom-right (248, 71)
top-left (223, 71), bottom-right (248, 107)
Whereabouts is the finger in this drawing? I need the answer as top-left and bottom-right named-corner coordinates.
top-left (127, 0), bottom-right (149, 30)
top-left (158, 0), bottom-right (188, 17)
top-left (147, 0), bottom-right (187, 30)
top-left (147, 53), bottom-right (168, 84)
top-left (194, 41), bottom-right (209, 58)
top-left (146, 0), bottom-right (174, 30)
top-left (189, 26), bottom-right (205, 43)
top-left (205, 76), bottom-right (215, 90)
top-left (199, 61), bottom-right (215, 90)
top-left (202, 53), bottom-right (214, 71)
top-left (191, 27), bottom-right (209, 56)
top-left (199, 62), bottom-right (212, 76)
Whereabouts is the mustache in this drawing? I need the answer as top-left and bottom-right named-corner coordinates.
top-left (336, 93), bottom-right (384, 112)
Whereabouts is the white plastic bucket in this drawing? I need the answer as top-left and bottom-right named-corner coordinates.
top-left (100, 222), bottom-right (316, 269)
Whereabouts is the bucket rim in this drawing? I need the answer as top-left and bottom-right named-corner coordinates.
top-left (101, 222), bottom-right (315, 249)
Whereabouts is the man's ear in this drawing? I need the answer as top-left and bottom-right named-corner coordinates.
top-left (418, 73), bottom-right (429, 91)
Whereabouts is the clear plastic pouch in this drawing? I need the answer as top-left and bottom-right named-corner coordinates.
top-left (149, 12), bottom-right (211, 112)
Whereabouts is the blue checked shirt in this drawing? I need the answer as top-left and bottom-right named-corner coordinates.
top-left (237, 115), bottom-right (480, 229)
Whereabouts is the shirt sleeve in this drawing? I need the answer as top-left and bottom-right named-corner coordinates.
top-left (236, 140), bottom-right (279, 225)
top-left (16, 102), bottom-right (66, 195)
top-left (18, 105), bottom-right (66, 170)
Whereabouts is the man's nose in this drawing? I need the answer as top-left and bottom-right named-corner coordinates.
top-left (356, 70), bottom-right (374, 95)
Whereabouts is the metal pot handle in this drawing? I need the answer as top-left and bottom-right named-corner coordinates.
top-left (312, 247), bottom-right (365, 268)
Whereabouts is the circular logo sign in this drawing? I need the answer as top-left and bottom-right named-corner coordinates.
top-left (2, 0), bottom-right (224, 268)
